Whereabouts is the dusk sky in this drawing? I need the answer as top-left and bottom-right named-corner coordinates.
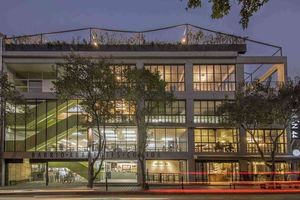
top-left (0, 0), bottom-right (299, 77)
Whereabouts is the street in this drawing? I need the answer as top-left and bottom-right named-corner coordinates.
top-left (0, 194), bottom-right (300, 200)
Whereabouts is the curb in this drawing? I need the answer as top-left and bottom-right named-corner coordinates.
top-left (2, 189), bottom-right (300, 196)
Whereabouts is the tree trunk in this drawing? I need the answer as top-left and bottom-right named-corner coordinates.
top-left (139, 156), bottom-right (148, 190)
top-left (270, 162), bottom-right (276, 181)
top-left (87, 152), bottom-right (94, 188)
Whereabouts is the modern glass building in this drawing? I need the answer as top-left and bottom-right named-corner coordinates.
top-left (0, 24), bottom-right (296, 187)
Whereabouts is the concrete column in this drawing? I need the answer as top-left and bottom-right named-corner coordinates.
top-left (185, 62), bottom-right (193, 93)
top-left (235, 63), bottom-right (244, 84)
top-left (239, 127), bottom-right (247, 155)
top-left (185, 62), bottom-right (195, 183)
top-left (239, 159), bottom-right (249, 181)
top-left (188, 158), bottom-right (195, 182)
top-left (0, 159), bottom-right (5, 186)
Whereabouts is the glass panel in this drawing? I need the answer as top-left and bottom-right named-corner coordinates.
top-left (36, 100), bottom-right (46, 151)
top-left (26, 101), bottom-right (37, 151)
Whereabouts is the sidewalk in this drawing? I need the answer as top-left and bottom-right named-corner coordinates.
top-left (1, 184), bottom-right (300, 196)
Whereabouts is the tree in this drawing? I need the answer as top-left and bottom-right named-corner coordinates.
top-left (123, 68), bottom-right (173, 189)
top-left (0, 72), bottom-right (23, 153)
top-left (219, 80), bottom-right (300, 181)
top-left (54, 54), bottom-right (118, 188)
top-left (186, 0), bottom-right (269, 29)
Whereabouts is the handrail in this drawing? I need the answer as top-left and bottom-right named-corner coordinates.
top-left (3, 23), bottom-right (282, 54)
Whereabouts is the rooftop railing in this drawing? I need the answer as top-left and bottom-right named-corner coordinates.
top-left (4, 24), bottom-right (247, 46)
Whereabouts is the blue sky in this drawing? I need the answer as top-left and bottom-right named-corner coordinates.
top-left (0, 0), bottom-right (299, 77)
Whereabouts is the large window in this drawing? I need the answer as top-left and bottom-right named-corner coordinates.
top-left (110, 65), bottom-right (135, 84)
top-left (194, 100), bottom-right (228, 123)
top-left (145, 100), bottom-right (186, 123)
top-left (247, 129), bottom-right (287, 154)
top-left (146, 160), bottom-right (187, 183)
top-left (14, 72), bottom-right (56, 93)
top-left (109, 100), bottom-right (135, 123)
top-left (194, 129), bottom-right (238, 153)
top-left (103, 127), bottom-right (137, 152)
top-left (5, 100), bottom-right (87, 152)
top-left (145, 65), bottom-right (185, 91)
top-left (147, 128), bottom-right (187, 152)
top-left (193, 65), bottom-right (235, 91)
top-left (195, 162), bottom-right (239, 183)
top-left (248, 162), bottom-right (290, 181)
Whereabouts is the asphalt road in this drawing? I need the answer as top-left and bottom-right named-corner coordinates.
top-left (0, 194), bottom-right (300, 200)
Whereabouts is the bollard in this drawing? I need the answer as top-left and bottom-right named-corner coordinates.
top-left (181, 175), bottom-right (184, 190)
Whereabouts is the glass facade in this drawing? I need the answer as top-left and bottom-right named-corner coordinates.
top-left (103, 127), bottom-right (137, 152)
top-left (193, 65), bottom-right (236, 91)
top-left (145, 100), bottom-right (186, 123)
top-left (146, 160), bottom-right (187, 183)
top-left (195, 161), bottom-right (239, 182)
top-left (246, 129), bottom-right (287, 154)
top-left (5, 100), bottom-right (86, 152)
top-left (147, 128), bottom-right (188, 152)
top-left (110, 65), bottom-right (135, 84)
top-left (13, 72), bottom-right (56, 93)
top-left (193, 100), bottom-right (228, 123)
top-left (248, 162), bottom-right (290, 181)
top-left (145, 65), bottom-right (185, 91)
top-left (194, 129), bottom-right (238, 152)
top-left (109, 100), bottom-right (135, 123)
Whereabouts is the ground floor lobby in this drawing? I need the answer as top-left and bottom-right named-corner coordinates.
top-left (1, 158), bottom-right (297, 186)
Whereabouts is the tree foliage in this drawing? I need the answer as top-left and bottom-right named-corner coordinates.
top-left (186, 0), bottom-right (269, 29)
top-left (123, 68), bottom-right (174, 189)
top-left (54, 54), bottom-right (118, 188)
top-left (219, 80), bottom-right (300, 179)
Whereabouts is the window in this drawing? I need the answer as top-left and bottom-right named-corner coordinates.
top-left (147, 128), bottom-right (187, 152)
top-left (109, 100), bottom-right (135, 123)
top-left (145, 100), bottom-right (186, 123)
top-left (194, 129), bottom-right (238, 152)
top-left (5, 99), bottom-right (87, 152)
top-left (102, 127), bottom-right (137, 152)
top-left (110, 65), bottom-right (135, 84)
top-left (145, 65), bottom-right (185, 91)
top-left (196, 162), bottom-right (239, 182)
top-left (193, 65), bottom-right (235, 91)
top-left (246, 129), bottom-right (287, 154)
top-left (194, 100), bottom-right (228, 123)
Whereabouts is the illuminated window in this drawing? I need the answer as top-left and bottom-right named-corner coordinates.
top-left (194, 100), bottom-right (228, 123)
top-left (194, 129), bottom-right (238, 153)
top-left (110, 65), bottom-right (135, 84)
top-left (145, 65), bottom-right (185, 91)
top-left (110, 100), bottom-right (135, 123)
top-left (246, 130), bottom-right (286, 154)
top-left (98, 127), bottom-right (137, 152)
top-left (193, 65), bottom-right (235, 91)
top-left (147, 128), bottom-right (187, 152)
top-left (145, 100), bottom-right (186, 123)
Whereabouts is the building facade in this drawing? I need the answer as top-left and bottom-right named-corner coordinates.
top-left (0, 26), bottom-right (297, 187)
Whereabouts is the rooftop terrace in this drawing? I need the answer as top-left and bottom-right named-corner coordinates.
top-left (2, 24), bottom-right (281, 56)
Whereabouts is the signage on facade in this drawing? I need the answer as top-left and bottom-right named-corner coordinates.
top-left (291, 117), bottom-right (300, 139)
top-left (292, 149), bottom-right (300, 157)
top-left (29, 151), bottom-right (161, 160)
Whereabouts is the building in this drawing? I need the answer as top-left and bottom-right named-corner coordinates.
top-left (0, 24), bottom-right (295, 187)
